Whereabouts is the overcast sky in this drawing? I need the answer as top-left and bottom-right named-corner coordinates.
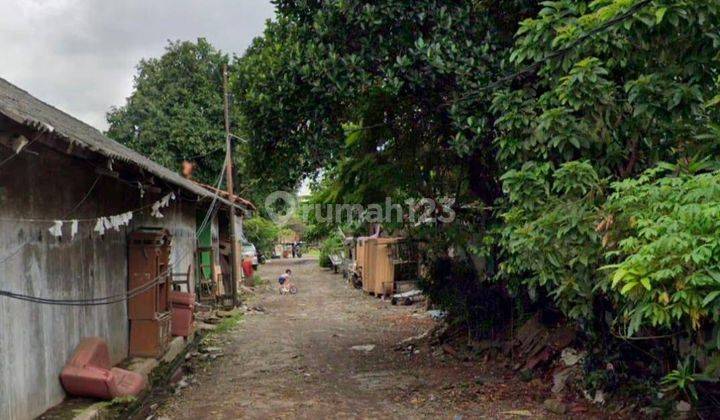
top-left (0, 0), bottom-right (275, 131)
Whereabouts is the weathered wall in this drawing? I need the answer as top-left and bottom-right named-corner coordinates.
top-left (133, 198), bottom-right (198, 292)
top-left (0, 141), bottom-right (199, 419)
top-left (0, 145), bottom-right (134, 420)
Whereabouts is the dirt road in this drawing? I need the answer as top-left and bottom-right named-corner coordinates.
top-left (158, 258), bottom-right (559, 419)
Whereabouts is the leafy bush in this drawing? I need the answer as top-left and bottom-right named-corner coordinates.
top-left (319, 233), bottom-right (344, 268)
top-left (603, 167), bottom-right (720, 338)
top-left (243, 217), bottom-right (280, 256)
top-left (493, 0), bottom-right (720, 344)
top-left (499, 161), bottom-right (605, 320)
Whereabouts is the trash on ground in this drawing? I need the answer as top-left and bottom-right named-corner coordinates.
top-left (350, 344), bottom-right (376, 352)
top-left (390, 289), bottom-right (426, 306)
top-left (560, 348), bottom-right (585, 367)
top-left (500, 410), bottom-right (533, 417)
top-left (427, 310), bottom-right (448, 321)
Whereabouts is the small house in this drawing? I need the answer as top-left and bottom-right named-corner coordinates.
top-left (0, 78), bottom-right (248, 419)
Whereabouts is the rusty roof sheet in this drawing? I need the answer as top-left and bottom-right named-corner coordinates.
top-left (0, 77), bottom-right (244, 210)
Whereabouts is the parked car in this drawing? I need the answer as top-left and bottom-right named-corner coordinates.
top-left (242, 242), bottom-right (259, 269)
top-left (257, 250), bottom-right (267, 265)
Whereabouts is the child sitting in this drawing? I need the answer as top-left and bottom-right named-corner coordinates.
top-left (278, 269), bottom-right (293, 294)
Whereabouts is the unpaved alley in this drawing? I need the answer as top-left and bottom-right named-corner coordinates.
top-left (157, 258), bottom-right (576, 419)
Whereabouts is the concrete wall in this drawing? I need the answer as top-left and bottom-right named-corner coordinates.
top-left (0, 141), bottom-right (199, 419)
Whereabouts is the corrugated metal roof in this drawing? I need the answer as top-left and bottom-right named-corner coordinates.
top-left (0, 77), bottom-right (243, 210)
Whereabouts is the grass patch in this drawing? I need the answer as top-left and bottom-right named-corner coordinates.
top-left (212, 312), bottom-right (244, 335)
top-left (247, 274), bottom-right (267, 287)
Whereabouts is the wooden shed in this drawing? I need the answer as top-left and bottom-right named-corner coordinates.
top-left (356, 237), bottom-right (408, 296)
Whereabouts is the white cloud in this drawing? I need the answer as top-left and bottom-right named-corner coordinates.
top-left (0, 0), bottom-right (274, 130)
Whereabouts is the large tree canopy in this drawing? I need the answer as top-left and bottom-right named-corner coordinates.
top-left (107, 39), bottom-right (233, 183)
top-left (234, 0), bottom-right (539, 205)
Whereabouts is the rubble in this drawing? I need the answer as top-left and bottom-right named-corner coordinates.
top-left (390, 290), bottom-right (426, 306)
top-left (559, 348), bottom-right (585, 367)
top-left (509, 313), bottom-right (576, 371)
top-left (427, 310), bottom-right (448, 321)
top-left (675, 401), bottom-right (692, 412)
top-left (500, 410), bottom-right (533, 417)
top-left (441, 344), bottom-right (459, 358)
top-left (543, 398), bottom-right (567, 414)
top-left (216, 309), bottom-right (240, 318)
top-left (196, 322), bottom-right (217, 331)
top-left (551, 367), bottom-right (575, 395)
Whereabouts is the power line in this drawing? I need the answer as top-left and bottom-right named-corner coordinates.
top-left (446, 0), bottom-right (652, 106)
top-left (63, 175), bottom-right (102, 218)
top-left (0, 132), bottom-right (43, 169)
top-left (0, 154), bottom-right (229, 306)
top-left (183, 145), bottom-right (226, 161)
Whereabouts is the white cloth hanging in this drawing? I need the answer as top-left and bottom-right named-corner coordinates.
top-left (48, 220), bottom-right (63, 238)
top-left (94, 217), bottom-right (107, 235)
top-left (70, 220), bottom-right (79, 240)
top-left (151, 201), bottom-right (164, 218)
top-left (151, 192), bottom-right (176, 218)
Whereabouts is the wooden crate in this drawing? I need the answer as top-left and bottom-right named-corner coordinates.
top-left (356, 237), bottom-right (404, 296)
top-left (356, 238), bottom-right (376, 293)
top-left (129, 312), bottom-right (171, 358)
top-left (374, 238), bottom-right (402, 296)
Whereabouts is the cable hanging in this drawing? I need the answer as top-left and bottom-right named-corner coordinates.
top-left (0, 154), bottom-right (229, 306)
top-left (447, 0), bottom-right (652, 105)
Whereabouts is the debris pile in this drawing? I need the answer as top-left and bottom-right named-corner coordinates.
top-left (507, 313), bottom-right (576, 372)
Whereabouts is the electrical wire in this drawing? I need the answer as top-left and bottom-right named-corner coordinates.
top-left (0, 174), bottom-right (103, 265)
top-left (0, 154), bottom-right (228, 306)
top-left (0, 132), bottom-right (43, 169)
top-left (182, 145), bottom-right (226, 161)
top-left (0, 183), bottom-right (222, 305)
top-left (63, 175), bottom-right (102, 218)
top-left (446, 0), bottom-right (652, 106)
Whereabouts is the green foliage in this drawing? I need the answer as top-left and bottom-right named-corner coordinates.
top-left (603, 167), bottom-right (720, 336)
top-left (660, 356), bottom-right (718, 402)
top-left (499, 161), bottom-right (605, 319)
top-left (212, 312), bottom-right (244, 335)
top-left (246, 274), bottom-right (267, 287)
top-left (106, 39), bottom-right (233, 184)
top-left (494, 0), bottom-right (720, 333)
top-left (319, 232), bottom-right (344, 268)
top-left (243, 217), bottom-right (280, 256)
top-left (235, 0), bottom-right (539, 203)
top-left (239, 1), bottom-right (720, 351)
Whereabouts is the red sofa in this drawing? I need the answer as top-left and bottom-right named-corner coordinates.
top-left (60, 337), bottom-right (148, 400)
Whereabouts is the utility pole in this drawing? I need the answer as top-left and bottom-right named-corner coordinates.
top-left (223, 64), bottom-right (241, 307)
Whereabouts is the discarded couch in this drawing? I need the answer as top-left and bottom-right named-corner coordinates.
top-left (60, 337), bottom-right (148, 400)
top-left (170, 291), bottom-right (195, 337)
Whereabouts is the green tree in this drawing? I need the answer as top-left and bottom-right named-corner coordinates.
top-left (493, 0), bottom-right (720, 325)
top-left (107, 39), bottom-right (233, 183)
top-left (243, 216), bottom-right (280, 256)
top-left (234, 1), bottom-right (539, 208)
